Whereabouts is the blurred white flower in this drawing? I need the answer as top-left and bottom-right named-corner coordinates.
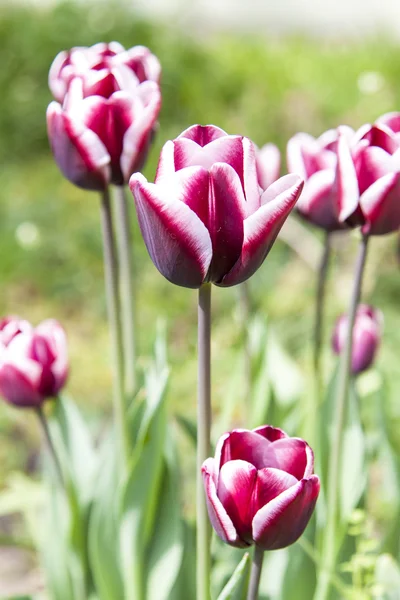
top-left (15, 222), bottom-right (40, 249)
top-left (357, 71), bottom-right (385, 95)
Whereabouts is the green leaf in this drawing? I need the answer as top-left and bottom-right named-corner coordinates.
top-left (175, 414), bottom-right (197, 446)
top-left (217, 553), bottom-right (251, 600)
top-left (374, 554), bottom-right (400, 599)
top-left (281, 538), bottom-right (317, 600)
top-left (146, 434), bottom-right (184, 600)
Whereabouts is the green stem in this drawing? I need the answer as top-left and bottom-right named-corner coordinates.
top-left (197, 283), bottom-right (212, 600)
top-left (239, 282), bottom-right (252, 408)
top-left (314, 234), bottom-right (369, 600)
top-left (35, 406), bottom-right (65, 488)
top-left (100, 188), bottom-right (130, 467)
top-left (246, 546), bottom-right (264, 600)
top-left (314, 232), bottom-right (332, 389)
top-left (113, 185), bottom-right (137, 400)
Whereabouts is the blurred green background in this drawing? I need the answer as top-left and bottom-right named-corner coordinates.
top-left (1, 0), bottom-right (400, 558)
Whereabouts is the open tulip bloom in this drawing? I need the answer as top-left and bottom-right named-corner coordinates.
top-left (202, 426), bottom-right (320, 550)
top-left (287, 118), bottom-right (400, 235)
top-left (0, 318), bottom-right (68, 408)
top-left (130, 125), bottom-right (303, 288)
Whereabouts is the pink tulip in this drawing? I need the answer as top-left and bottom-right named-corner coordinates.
top-left (332, 304), bottom-right (382, 374)
top-left (256, 143), bottom-right (281, 190)
top-left (287, 126), bottom-right (363, 231)
top-left (0, 316), bottom-right (33, 347)
top-left (129, 125), bottom-right (303, 288)
top-left (47, 76), bottom-right (161, 189)
top-left (202, 426), bottom-right (320, 550)
top-left (0, 319), bottom-right (68, 408)
top-left (49, 42), bottom-right (161, 104)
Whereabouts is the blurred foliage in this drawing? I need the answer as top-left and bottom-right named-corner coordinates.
top-left (1, 0), bottom-right (400, 549)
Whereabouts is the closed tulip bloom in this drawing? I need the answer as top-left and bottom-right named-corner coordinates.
top-left (47, 76), bottom-right (161, 190)
top-left (287, 126), bottom-right (363, 231)
top-left (49, 42), bottom-right (161, 104)
top-left (202, 426), bottom-right (320, 550)
top-left (130, 125), bottom-right (303, 288)
top-left (0, 319), bottom-right (68, 408)
top-left (350, 116), bottom-right (400, 235)
top-left (332, 304), bottom-right (382, 374)
top-left (256, 143), bottom-right (281, 190)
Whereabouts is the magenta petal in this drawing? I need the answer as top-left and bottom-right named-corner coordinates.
top-left (252, 467), bottom-right (298, 514)
top-left (252, 476), bottom-right (320, 551)
top-left (130, 172), bottom-right (212, 288)
top-left (219, 174), bottom-right (303, 287)
top-left (252, 425), bottom-right (287, 443)
top-left (376, 112), bottom-right (400, 135)
top-left (219, 430), bottom-right (273, 470)
top-left (360, 124), bottom-right (399, 154)
top-left (47, 102), bottom-right (110, 191)
top-left (334, 134), bottom-right (362, 225)
top-left (208, 163), bottom-right (246, 282)
top-left (201, 458), bottom-right (246, 548)
top-left (0, 362), bottom-right (43, 408)
top-left (178, 124), bottom-right (228, 146)
top-left (217, 460), bottom-right (257, 543)
top-left (297, 170), bottom-right (344, 231)
top-left (361, 172), bottom-right (400, 235)
top-left (265, 438), bottom-right (311, 480)
top-left (356, 146), bottom-right (394, 195)
top-left (256, 143), bottom-right (281, 191)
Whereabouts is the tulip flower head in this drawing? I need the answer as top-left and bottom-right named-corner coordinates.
top-left (256, 143), bottom-right (281, 190)
top-left (287, 126), bottom-right (363, 231)
top-left (332, 304), bottom-right (382, 374)
top-left (0, 319), bottom-right (68, 408)
top-left (49, 42), bottom-right (161, 104)
top-left (130, 125), bottom-right (303, 288)
top-left (202, 426), bottom-right (320, 550)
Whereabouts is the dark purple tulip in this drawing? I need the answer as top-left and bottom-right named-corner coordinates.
top-left (202, 426), bottom-right (320, 550)
top-left (256, 143), bottom-right (281, 190)
top-left (47, 76), bottom-right (161, 190)
top-left (287, 126), bottom-right (364, 231)
top-left (0, 319), bottom-right (68, 408)
top-left (332, 304), bottom-right (382, 374)
top-left (129, 125), bottom-right (303, 289)
top-left (49, 42), bottom-right (161, 104)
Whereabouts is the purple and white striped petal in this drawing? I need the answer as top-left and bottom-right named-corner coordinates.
top-left (251, 467), bottom-right (298, 514)
top-left (256, 143), bottom-right (281, 191)
top-left (360, 171), bottom-right (400, 235)
top-left (334, 134), bottom-right (363, 225)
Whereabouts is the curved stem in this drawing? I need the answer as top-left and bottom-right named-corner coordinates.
top-left (314, 232), bottom-right (332, 387)
top-left (113, 185), bottom-right (137, 400)
top-left (100, 189), bottom-right (130, 467)
top-left (197, 283), bottom-right (212, 600)
top-left (239, 282), bottom-right (252, 408)
top-left (35, 406), bottom-right (65, 488)
top-left (314, 234), bottom-right (369, 600)
top-left (247, 546), bottom-right (264, 600)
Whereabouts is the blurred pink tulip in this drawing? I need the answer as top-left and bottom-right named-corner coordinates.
top-left (256, 143), bottom-right (281, 190)
top-left (202, 426), bottom-right (320, 550)
top-left (0, 319), bottom-right (68, 408)
top-left (130, 124), bottom-right (303, 288)
top-left (0, 316), bottom-right (33, 347)
top-left (49, 42), bottom-right (161, 104)
top-left (332, 304), bottom-right (382, 374)
top-left (47, 76), bottom-right (161, 189)
top-left (287, 126), bottom-right (363, 231)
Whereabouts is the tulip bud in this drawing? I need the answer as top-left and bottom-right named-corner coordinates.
top-left (0, 319), bottom-right (68, 408)
top-left (332, 304), bottom-right (382, 374)
top-left (130, 124), bottom-right (303, 289)
top-left (202, 426), bottom-right (320, 550)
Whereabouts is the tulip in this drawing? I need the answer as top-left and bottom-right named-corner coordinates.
top-left (202, 425), bottom-right (320, 550)
top-left (47, 75), bottom-right (161, 190)
top-left (287, 126), bottom-right (364, 231)
top-left (332, 304), bottom-right (382, 374)
top-left (129, 124), bottom-right (303, 289)
top-left (256, 143), bottom-right (281, 190)
top-left (49, 42), bottom-right (161, 104)
top-left (0, 319), bottom-right (68, 408)
top-left (0, 316), bottom-right (33, 347)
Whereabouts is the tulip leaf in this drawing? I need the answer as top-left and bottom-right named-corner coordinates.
top-left (374, 554), bottom-right (400, 599)
top-left (146, 434), bottom-right (184, 600)
top-left (217, 552), bottom-right (251, 600)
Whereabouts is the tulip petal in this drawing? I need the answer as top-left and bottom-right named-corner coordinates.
top-left (179, 124), bottom-right (228, 146)
top-left (334, 134), bottom-right (363, 225)
top-left (219, 174), bottom-right (303, 287)
top-left (252, 476), bottom-right (320, 551)
top-left (287, 133), bottom-right (335, 179)
top-left (360, 172), bottom-right (400, 235)
top-left (376, 112), bottom-right (400, 135)
top-left (202, 458), bottom-right (246, 548)
top-left (252, 425), bottom-right (287, 443)
top-left (265, 438), bottom-right (312, 480)
top-left (252, 467), bottom-right (298, 514)
top-left (359, 124), bottom-right (399, 155)
top-left (355, 146), bottom-right (394, 195)
top-left (256, 143), bottom-right (281, 191)
top-left (297, 169), bottom-right (345, 231)
top-left (218, 430), bottom-right (273, 470)
top-left (130, 172), bottom-right (212, 288)
top-left (0, 364), bottom-right (43, 407)
top-left (208, 163), bottom-right (246, 282)
top-left (47, 101), bottom-right (110, 191)
top-left (217, 460), bottom-right (257, 543)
